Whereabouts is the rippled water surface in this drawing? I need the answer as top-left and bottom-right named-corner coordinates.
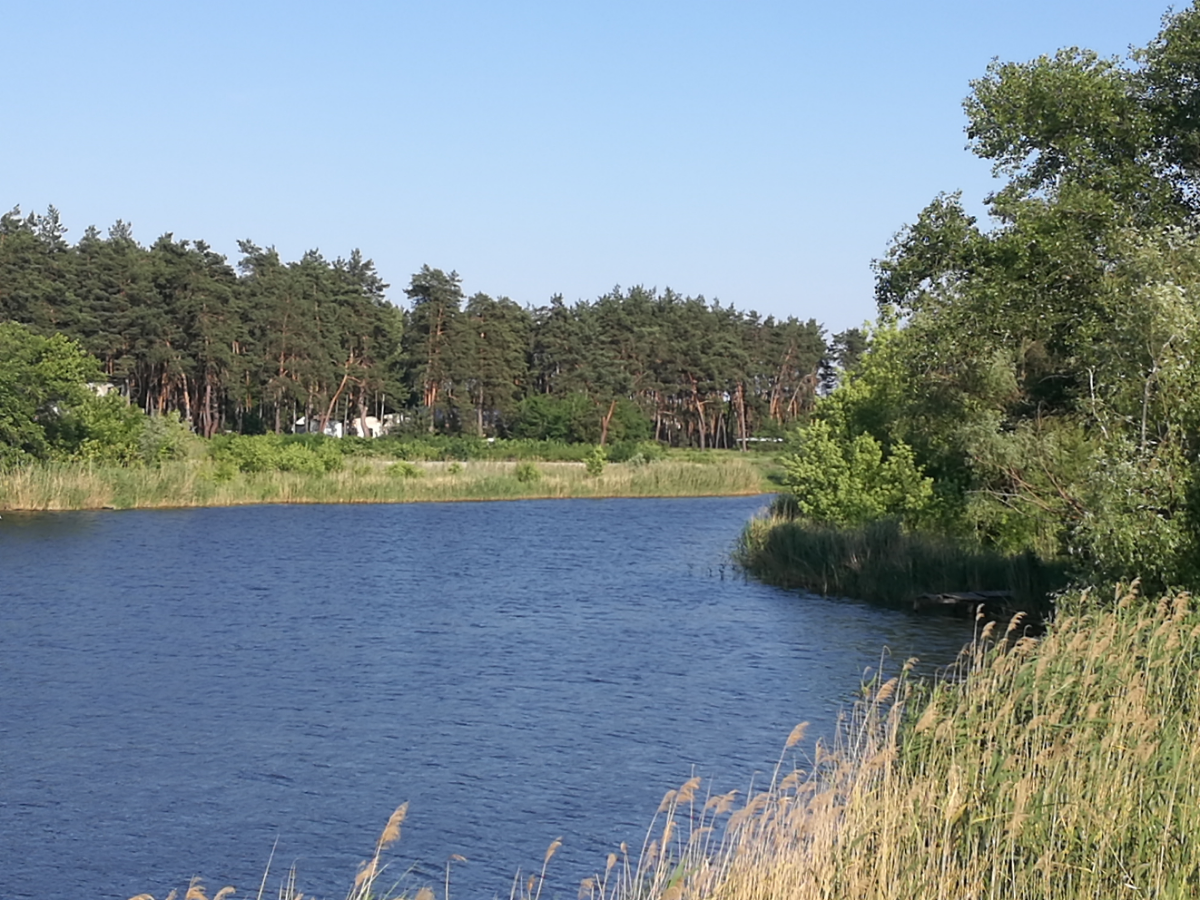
top-left (0, 497), bottom-right (974, 899)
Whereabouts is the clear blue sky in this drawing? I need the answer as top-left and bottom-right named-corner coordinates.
top-left (4, 0), bottom-right (1172, 333)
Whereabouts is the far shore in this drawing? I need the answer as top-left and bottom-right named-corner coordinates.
top-left (0, 457), bottom-right (774, 512)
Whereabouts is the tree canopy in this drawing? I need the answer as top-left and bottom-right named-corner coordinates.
top-left (781, 1), bottom-right (1200, 592)
top-left (0, 208), bottom-right (830, 452)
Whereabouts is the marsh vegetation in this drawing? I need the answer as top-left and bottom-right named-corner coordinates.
top-left (0, 445), bottom-right (769, 511)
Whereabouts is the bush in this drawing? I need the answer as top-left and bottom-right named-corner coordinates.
top-left (607, 440), bottom-right (665, 463)
top-left (511, 393), bottom-right (595, 442)
top-left (208, 434), bottom-right (344, 475)
top-left (511, 393), bottom-right (652, 444)
top-left (140, 412), bottom-right (197, 465)
top-left (387, 460), bottom-right (424, 479)
top-left (584, 445), bottom-right (607, 477)
top-left (780, 419), bottom-right (934, 530)
top-left (514, 461), bottom-right (541, 483)
top-left (378, 435), bottom-right (485, 461)
top-left (483, 439), bottom-right (592, 461)
top-left (50, 393), bottom-right (146, 465)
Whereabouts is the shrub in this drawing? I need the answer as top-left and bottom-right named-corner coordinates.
top-left (584, 445), bottom-right (607, 477)
top-left (51, 393), bottom-right (146, 465)
top-left (607, 440), bottom-right (665, 463)
top-left (208, 434), bottom-right (343, 475)
top-left (780, 419), bottom-right (934, 529)
top-left (139, 411), bottom-right (196, 465)
top-left (514, 461), bottom-right (540, 483)
top-left (387, 460), bottom-right (424, 479)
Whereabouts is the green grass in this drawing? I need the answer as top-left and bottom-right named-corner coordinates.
top-left (0, 456), bottom-right (770, 511)
top-left (734, 515), bottom-right (1069, 615)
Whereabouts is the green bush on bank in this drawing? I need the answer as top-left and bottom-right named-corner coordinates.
top-left (514, 461), bottom-right (540, 483)
top-left (208, 434), bottom-right (344, 476)
top-left (368, 436), bottom-right (667, 464)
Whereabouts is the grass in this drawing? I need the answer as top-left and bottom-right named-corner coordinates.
top-left (0, 456), bottom-right (770, 511)
top-left (734, 515), bottom-right (1070, 616)
top-left (136, 586), bottom-right (1200, 900)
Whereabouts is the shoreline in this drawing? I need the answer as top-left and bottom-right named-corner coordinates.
top-left (0, 489), bottom-right (771, 514)
top-left (0, 457), bottom-right (775, 513)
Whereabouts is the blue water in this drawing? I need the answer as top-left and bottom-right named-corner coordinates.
top-left (0, 497), bottom-right (973, 899)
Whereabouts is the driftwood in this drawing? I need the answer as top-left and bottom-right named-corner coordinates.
top-left (913, 590), bottom-right (1015, 615)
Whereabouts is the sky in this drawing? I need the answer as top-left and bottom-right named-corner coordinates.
top-left (3, 0), bottom-right (1175, 334)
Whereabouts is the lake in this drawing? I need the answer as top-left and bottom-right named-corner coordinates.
top-left (0, 497), bottom-right (974, 900)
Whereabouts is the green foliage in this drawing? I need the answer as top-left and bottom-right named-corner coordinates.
top-left (511, 392), bottom-right (597, 442)
top-left (606, 440), bottom-right (666, 464)
top-left (780, 420), bottom-right (934, 530)
top-left (483, 439), bottom-right (593, 461)
top-left (383, 434), bottom-right (486, 461)
top-left (584, 445), bottom-right (607, 477)
top-left (513, 461), bottom-right (540, 483)
top-left (386, 460), bottom-right (423, 479)
top-left (0, 321), bottom-right (102, 465)
top-left (49, 393), bottom-right (146, 465)
top-left (1071, 438), bottom-right (1198, 591)
top-left (140, 412), bottom-right (198, 465)
top-left (770, 8), bottom-right (1200, 598)
top-left (208, 434), bottom-right (344, 475)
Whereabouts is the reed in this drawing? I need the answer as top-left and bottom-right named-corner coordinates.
top-left (0, 457), bottom-right (768, 510)
top-left (734, 515), bottom-right (1069, 615)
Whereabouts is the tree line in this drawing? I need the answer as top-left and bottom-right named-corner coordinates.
top-left (0, 209), bottom-right (856, 449)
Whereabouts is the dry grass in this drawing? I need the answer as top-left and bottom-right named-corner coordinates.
top-left (1, 458), bottom-right (767, 511)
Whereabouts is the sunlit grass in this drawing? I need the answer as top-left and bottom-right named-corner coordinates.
top-left (0, 457), bottom-right (769, 510)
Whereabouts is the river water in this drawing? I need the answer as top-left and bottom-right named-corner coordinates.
top-left (0, 497), bottom-right (974, 900)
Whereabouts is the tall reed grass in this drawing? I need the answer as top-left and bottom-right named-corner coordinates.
top-left (735, 515), bottom-right (1068, 615)
top-left (0, 457), bottom-right (768, 511)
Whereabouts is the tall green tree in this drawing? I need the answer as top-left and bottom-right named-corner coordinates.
top-left (0, 322), bottom-right (102, 465)
top-left (460, 292), bottom-right (530, 435)
top-left (402, 266), bottom-right (465, 431)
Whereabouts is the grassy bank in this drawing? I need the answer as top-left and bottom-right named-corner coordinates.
top-left (0, 456), bottom-right (770, 511)
top-left (734, 514), bottom-right (1070, 615)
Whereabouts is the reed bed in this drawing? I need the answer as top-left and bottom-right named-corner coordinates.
top-left (0, 457), bottom-right (768, 511)
top-left (735, 515), bottom-right (1068, 614)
